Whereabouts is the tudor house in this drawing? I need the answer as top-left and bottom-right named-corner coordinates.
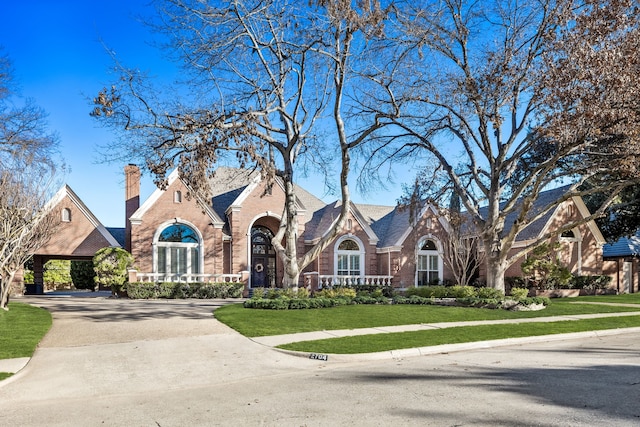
top-left (27, 164), bottom-right (623, 295)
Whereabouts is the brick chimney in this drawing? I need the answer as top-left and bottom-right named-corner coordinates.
top-left (124, 164), bottom-right (140, 252)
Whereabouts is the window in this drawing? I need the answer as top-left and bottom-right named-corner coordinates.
top-left (417, 238), bottom-right (442, 286)
top-left (155, 223), bottom-right (201, 276)
top-left (174, 191), bottom-right (182, 203)
top-left (335, 237), bottom-right (363, 278)
top-left (61, 208), bottom-right (71, 222)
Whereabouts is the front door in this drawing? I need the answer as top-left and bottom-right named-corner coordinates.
top-left (251, 226), bottom-right (276, 288)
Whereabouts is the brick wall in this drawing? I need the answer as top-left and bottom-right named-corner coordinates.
top-left (36, 194), bottom-right (113, 257)
top-left (130, 178), bottom-right (223, 274)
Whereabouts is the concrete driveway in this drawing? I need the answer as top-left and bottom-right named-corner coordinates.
top-left (1, 294), bottom-right (640, 426)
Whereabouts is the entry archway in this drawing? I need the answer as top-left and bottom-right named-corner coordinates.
top-left (250, 226), bottom-right (277, 288)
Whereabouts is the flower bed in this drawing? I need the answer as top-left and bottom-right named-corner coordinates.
top-left (243, 285), bottom-right (549, 311)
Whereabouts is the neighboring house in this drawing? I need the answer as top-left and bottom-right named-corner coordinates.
top-left (25, 165), bottom-right (617, 294)
top-left (602, 232), bottom-right (640, 294)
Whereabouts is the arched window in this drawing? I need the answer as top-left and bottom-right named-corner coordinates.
top-left (61, 208), bottom-right (71, 222)
top-left (559, 227), bottom-right (582, 274)
top-left (155, 223), bottom-right (201, 277)
top-left (417, 238), bottom-right (442, 286)
top-left (335, 237), bottom-right (364, 277)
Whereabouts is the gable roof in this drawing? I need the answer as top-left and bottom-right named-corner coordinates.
top-left (472, 184), bottom-right (604, 245)
top-left (131, 169), bottom-right (224, 226)
top-left (208, 167), bottom-right (262, 217)
top-left (48, 185), bottom-right (121, 248)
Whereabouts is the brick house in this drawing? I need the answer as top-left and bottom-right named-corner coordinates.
top-left (26, 165), bottom-right (616, 294)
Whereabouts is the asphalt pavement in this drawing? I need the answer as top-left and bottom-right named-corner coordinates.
top-left (1, 293), bottom-right (640, 426)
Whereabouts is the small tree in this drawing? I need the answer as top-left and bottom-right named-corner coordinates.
top-left (521, 242), bottom-right (572, 290)
top-left (70, 260), bottom-right (96, 291)
top-left (442, 193), bottom-right (484, 287)
top-left (43, 260), bottom-right (72, 291)
top-left (93, 247), bottom-right (134, 296)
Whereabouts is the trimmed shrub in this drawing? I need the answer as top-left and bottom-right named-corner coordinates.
top-left (70, 260), bottom-right (96, 290)
top-left (125, 282), bottom-right (243, 299)
top-left (476, 287), bottom-right (504, 299)
top-left (570, 275), bottom-right (612, 290)
top-left (448, 285), bottom-right (476, 298)
top-left (509, 287), bottom-right (529, 301)
top-left (93, 247), bottom-right (134, 296)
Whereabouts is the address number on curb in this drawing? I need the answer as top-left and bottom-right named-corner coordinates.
top-left (309, 353), bottom-right (328, 361)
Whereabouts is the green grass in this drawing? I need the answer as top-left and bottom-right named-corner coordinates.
top-left (0, 372), bottom-right (11, 380)
top-left (570, 293), bottom-right (640, 304)
top-left (0, 302), bottom-right (52, 359)
top-left (214, 296), bottom-right (640, 337)
top-left (278, 315), bottom-right (640, 354)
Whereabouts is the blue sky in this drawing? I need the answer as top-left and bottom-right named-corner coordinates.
top-left (1, 1), bottom-right (408, 227)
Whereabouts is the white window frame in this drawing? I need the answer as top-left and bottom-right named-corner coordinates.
top-left (416, 236), bottom-right (444, 286)
top-left (152, 220), bottom-right (204, 278)
top-left (334, 235), bottom-right (365, 278)
top-left (559, 227), bottom-right (582, 274)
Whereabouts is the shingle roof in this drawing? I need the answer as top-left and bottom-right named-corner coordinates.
top-left (293, 183), bottom-right (327, 222)
top-left (370, 206), bottom-right (410, 248)
top-left (106, 227), bottom-right (126, 247)
top-left (603, 231), bottom-right (640, 258)
top-left (208, 167), bottom-right (260, 218)
top-left (476, 184), bottom-right (574, 241)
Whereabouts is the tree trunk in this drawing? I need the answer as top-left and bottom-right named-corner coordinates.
top-left (0, 271), bottom-right (16, 310)
top-left (484, 251), bottom-right (507, 293)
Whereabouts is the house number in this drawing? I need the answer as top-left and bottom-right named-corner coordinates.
top-left (309, 353), bottom-right (328, 361)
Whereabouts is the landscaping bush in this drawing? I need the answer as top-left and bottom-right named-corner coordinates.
top-left (570, 275), bottom-right (612, 290)
top-left (509, 287), bottom-right (529, 301)
top-left (448, 285), bottom-right (476, 298)
top-left (70, 260), bottom-right (96, 290)
top-left (406, 285), bottom-right (447, 298)
top-left (125, 282), bottom-right (243, 299)
top-left (476, 287), bottom-right (504, 299)
top-left (315, 287), bottom-right (357, 299)
top-left (93, 247), bottom-right (134, 296)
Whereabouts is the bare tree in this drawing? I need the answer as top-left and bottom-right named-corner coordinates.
top-left (92, 0), bottom-right (395, 288)
top-left (368, 0), bottom-right (640, 291)
top-left (0, 53), bottom-right (61, 309)
top-left (442, 194), bottom-right (484, 287)
top-left (0, 161), bottom-right (59, 309)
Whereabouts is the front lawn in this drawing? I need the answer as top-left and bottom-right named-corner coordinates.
top-left (279, 315), bottom-right (640, 354)
top-left (214, 295), bottom-right (640, 337)
top-left (0, 302), bottom-right (52, 359)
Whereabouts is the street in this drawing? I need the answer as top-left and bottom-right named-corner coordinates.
top-left (1, 295), bottom-right (639, 426)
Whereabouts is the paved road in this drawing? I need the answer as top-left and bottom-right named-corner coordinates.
top-left (1, 295), bottom-right (639, 426)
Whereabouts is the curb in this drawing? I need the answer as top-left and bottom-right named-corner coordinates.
top-left (265, 326), bottom-right (640, 363)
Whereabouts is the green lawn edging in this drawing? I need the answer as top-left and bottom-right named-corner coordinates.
top-left (278, 315), bottom-right (640, 354)
top-left (0, 302), bottom-right (52, 360)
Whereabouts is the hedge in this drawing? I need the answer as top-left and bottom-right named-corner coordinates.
top-left (242, 285), bottom-right (548, 311)
top-left (125, 282), bottom-right (244, 299)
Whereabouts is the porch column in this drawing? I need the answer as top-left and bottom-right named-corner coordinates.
top-left (32, 255), bottom-right (45, 295)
